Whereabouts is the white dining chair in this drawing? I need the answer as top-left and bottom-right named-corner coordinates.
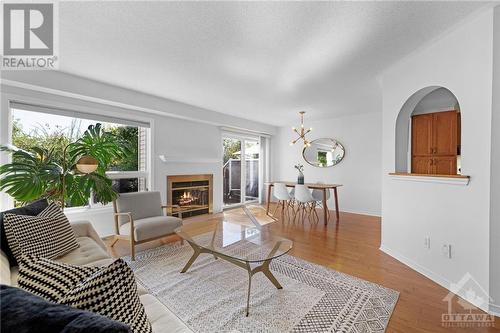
top-left (293, 185), bottom-right (319, 223)
top-left (272, 183), bottom-right (293, 219)
top-left (312, 187), bottom-right (331, 221)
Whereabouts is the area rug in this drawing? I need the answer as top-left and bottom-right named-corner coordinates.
top-left (124, 241), bottom-right (399, 333)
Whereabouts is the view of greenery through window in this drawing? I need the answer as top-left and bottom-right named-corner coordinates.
top-left (223, 138), bottom-right (241, 165)
top-left (12, 110), bottom-right (139, 172)
top-left (11, 109), bottom-right (144, 207)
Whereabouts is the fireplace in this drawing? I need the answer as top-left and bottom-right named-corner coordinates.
top-left (167, 174), bottom-right (213, 218)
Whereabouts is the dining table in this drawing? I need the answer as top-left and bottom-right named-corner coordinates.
top-left (264, 182), bottom-right (342, 225)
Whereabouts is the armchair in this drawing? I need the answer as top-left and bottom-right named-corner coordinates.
top-left (111, 191), bottom-right (183, 260)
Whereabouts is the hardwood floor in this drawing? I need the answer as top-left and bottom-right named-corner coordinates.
top-left (104, 205), bottom-right (500, 332)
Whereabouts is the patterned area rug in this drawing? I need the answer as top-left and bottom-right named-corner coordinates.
top-left (124, 241), bottom-right (399, 333)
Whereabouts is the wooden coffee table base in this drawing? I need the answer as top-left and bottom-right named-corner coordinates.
top-left (180, 240), bottom-right (284, 316)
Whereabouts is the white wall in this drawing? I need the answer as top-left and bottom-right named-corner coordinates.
top-left (273, 111), bottom-right (382, 216)
top-left (412, 87), bottom-right (459, 115)
top-left (1, 72), bottom-right (276, 236)
top-left (489, 5), bottom-right (500, 315)
top-left (380, 8), bottom-right (494, 312)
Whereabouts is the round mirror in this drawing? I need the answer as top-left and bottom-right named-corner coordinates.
top-left (302, 138), bottom-right (345, 168)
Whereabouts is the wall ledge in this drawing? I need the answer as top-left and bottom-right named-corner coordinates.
top-left (388, 173), bottom-right (470, 185)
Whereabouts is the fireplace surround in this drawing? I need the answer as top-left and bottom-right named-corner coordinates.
top-left (167, 174), bottom-right (213, 218)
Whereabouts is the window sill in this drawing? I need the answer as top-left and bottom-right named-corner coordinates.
top-left (64, 205), bottom-right (113, 215)
top-left (388, 173), bottom-right (470, 185)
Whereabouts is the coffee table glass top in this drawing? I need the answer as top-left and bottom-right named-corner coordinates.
top-left (175, 205), bottom-right (293, 263)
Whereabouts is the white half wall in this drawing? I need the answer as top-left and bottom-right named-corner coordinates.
top-left (380, 8), bottom-right (494, 312)
top-left (273, 112), bottom-right (382, 216)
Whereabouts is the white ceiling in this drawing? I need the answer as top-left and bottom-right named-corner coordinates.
top-left (58, 1), bottom-right (488, 126)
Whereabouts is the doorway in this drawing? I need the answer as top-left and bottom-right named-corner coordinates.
top-left (222, 135), bottom-right (260, 207)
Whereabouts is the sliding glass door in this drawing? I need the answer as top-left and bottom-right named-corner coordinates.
top-left (223, 135), bottom-right (260, 206)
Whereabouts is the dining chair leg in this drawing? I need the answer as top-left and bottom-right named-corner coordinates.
top-left (313, 203), bottom-right (320, 223)
top-left (301, 203), bottom-right (306, 223)
top-left (307, 202), bottom-right (317, 223)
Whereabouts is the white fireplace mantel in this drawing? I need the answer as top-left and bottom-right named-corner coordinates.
top-left (158, 155), bottom-right (221, 164)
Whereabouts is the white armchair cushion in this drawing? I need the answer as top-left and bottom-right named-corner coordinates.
top-left (115, 192), bottom-right (163, 225)
top-left (119, 216), bottom-right (182, 242)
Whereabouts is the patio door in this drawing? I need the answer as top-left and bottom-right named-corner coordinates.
top-left (223, 135), bottom-right (260, 207)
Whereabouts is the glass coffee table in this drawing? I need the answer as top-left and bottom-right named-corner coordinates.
top-left (175, 205), bottom-right (293, 316)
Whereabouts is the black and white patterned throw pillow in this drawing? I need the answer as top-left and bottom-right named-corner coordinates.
top-left (60, 259), bottom-right (152, 333)
top-left (3, 203), bottom-right (79, 262)
top-left (18, 255), bottom-right (99, 302)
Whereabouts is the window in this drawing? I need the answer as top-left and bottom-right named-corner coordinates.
top-left (10, 106), bottom-right (150, 208)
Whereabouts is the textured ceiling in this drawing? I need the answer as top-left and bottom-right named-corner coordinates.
top-left (58, 1), bottom-right (488, 125)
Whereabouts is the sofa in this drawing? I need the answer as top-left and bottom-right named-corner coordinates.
top-left (0, 219), bottom-right (193, 333)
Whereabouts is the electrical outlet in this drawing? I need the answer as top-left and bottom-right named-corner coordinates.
top-left (442, 244), bottom-right (452, 258)
top-left (424, 236), bottom-right (431, 249)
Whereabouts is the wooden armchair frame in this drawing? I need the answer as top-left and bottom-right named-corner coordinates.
top-left (111, 202), bottom-right (183, 260)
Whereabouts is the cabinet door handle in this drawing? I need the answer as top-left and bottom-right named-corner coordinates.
top-left (430, 159), bottom-right (433, 166)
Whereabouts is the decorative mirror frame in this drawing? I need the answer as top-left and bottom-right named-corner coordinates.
top-left (302, 138), bottom-right (345, 168)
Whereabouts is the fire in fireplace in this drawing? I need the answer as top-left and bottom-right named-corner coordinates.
top-left (167, 174), bottom-right (213, 218)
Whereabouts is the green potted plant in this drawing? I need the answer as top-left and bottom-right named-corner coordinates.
top-left (0, 123), bottom-right (126, 208)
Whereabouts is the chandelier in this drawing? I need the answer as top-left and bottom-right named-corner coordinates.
top-left (290, 111), bottom-right (312, 147)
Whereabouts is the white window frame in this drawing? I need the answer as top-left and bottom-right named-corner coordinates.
top-left (1, 93), bottom-right (154, 212)
top-left (221, 132), bottom-right (262, 208)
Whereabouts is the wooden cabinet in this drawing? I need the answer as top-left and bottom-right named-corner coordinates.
top-left (412, 157), bottom-right (432, 174)
top-left (433, 111), bottom-right (458, 155)
top-left (411, 110), bottom-right (459, 175)
top-left (433, 156), bottom-right (457, 175)
top-left (411, 114), bottom-right (433, 156)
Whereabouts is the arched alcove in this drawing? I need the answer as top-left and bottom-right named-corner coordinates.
top-left (395, 86), bottom-right (461, 174)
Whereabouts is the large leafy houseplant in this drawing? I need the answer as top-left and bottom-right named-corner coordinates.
top-left (0, 123), bottom-right (126, 207)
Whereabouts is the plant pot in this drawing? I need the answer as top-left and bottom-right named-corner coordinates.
top-left (297, 172), bottom-right (304, 185)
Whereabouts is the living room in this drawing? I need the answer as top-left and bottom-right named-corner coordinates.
top-left (1, 1), bottom-right (499, 332)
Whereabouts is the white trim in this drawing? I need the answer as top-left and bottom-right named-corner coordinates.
top-left (1, 79), bottom-right (275, 135)
top-left (221, 129), bottom-right (261, 141)
top-left (65, 204), bottom-right (113, 214)
top-left (0, 97), bottom-right (13, 210)
top-left (380, 244), bottom-right (491, 314)
top-left (388, 174), bottom-right (470, 185)
top-left (220, 126), bottom-right (271, 138)
top-left (158, 155), bottom-right (220, 164)
top-left (489, 302), bottom-right (500, 317)
top-left (105, 171), bottom-right (149, 180)
top-left (10, 101), bottom-right (150, 128)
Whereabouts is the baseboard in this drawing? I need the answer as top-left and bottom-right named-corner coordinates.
top-left (379, 244), bottom-right (492, 315)
top-left (489, 302), bottom-right (500, 317)
top-left (339, 208), bottom-right (381, 218)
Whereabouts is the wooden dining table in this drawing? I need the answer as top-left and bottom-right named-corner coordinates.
top-left (265, 182), bottom-right (342, 225)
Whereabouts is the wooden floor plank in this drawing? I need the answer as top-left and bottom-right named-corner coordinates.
top-left (104, 205), bottom-right (500, 332)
